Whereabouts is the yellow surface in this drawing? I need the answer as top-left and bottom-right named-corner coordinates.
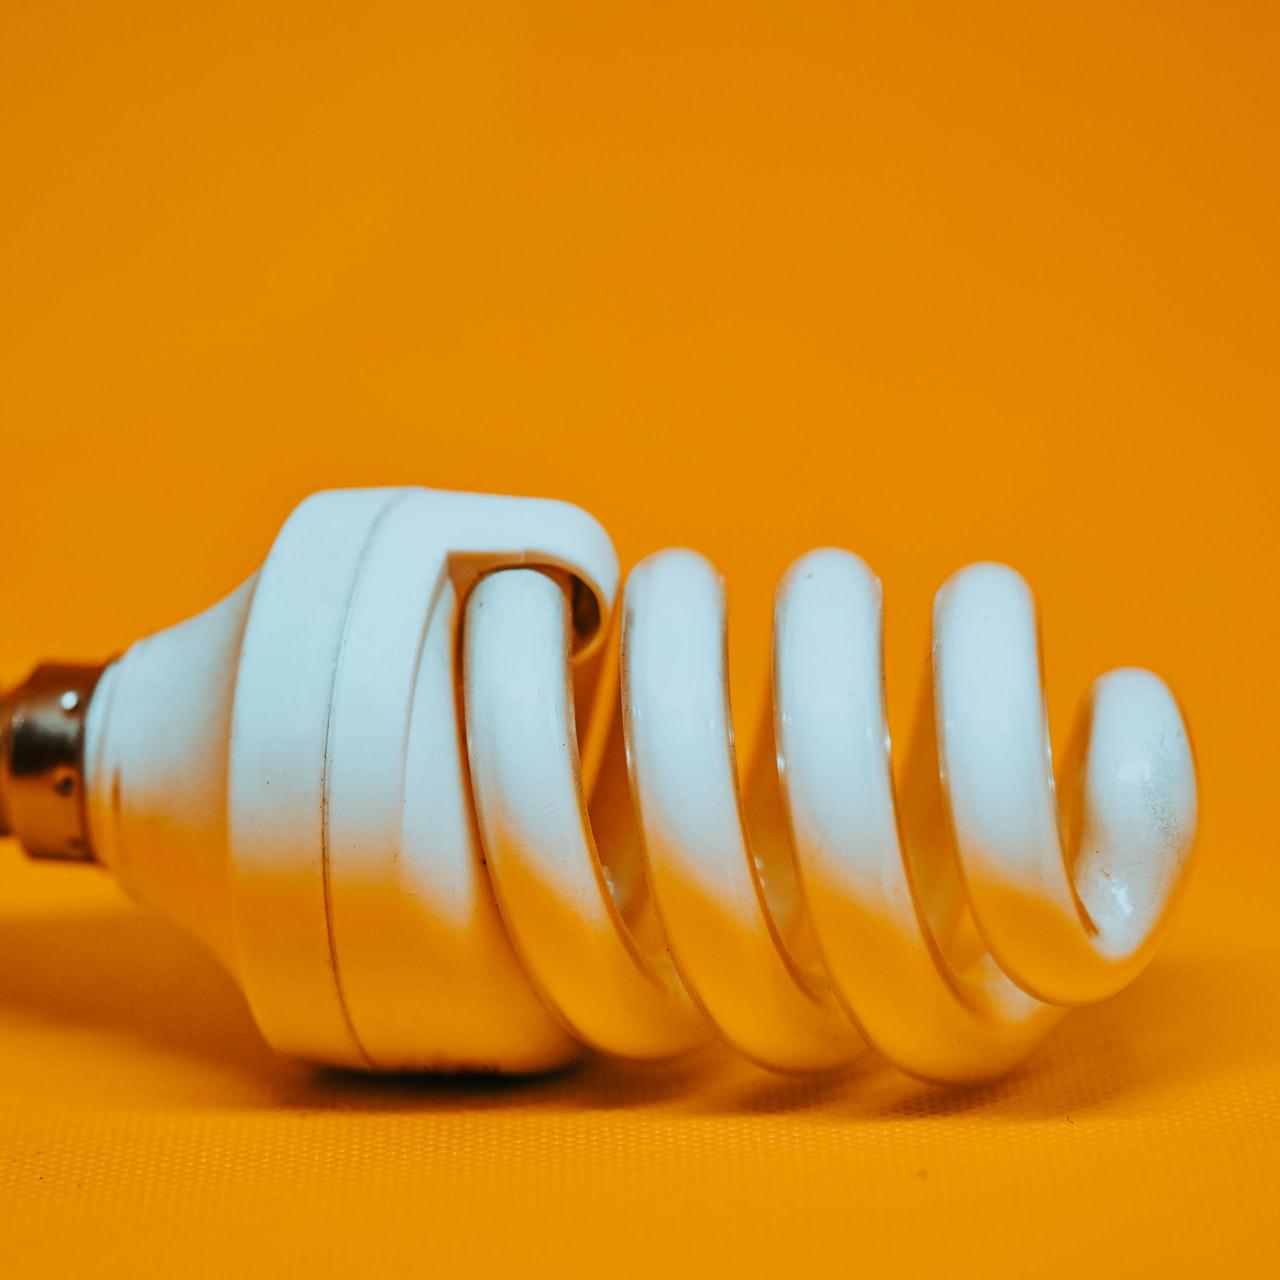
top-left (2, 3), bottom-right (1278, 1275)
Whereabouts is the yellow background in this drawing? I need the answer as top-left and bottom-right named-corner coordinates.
top-left (2, 2), bottom-right (1277, 1275)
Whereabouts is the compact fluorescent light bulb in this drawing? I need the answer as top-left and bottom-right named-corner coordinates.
top-left (0, 486), bottom-right (1197, 1081)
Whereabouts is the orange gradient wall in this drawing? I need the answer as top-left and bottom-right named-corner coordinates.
top-left (1, 3), bottom-right (1277, 1276)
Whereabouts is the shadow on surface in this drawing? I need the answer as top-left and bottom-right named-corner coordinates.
top-left (0, 900), bottom-right (1264, 1120)
top-left (0, 905), bottom-right (286, 1082)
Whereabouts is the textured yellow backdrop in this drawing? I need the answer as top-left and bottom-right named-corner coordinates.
top-left (2, 3), bottom-right (1277, 1275)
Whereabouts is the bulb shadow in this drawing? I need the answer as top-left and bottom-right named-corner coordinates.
top-left (0, 903), bottom-right (287, 1083)
top-left (0, 900), bottom-right (1259, 1121)
top-left (680, 946), bottom-right (1261, 1122)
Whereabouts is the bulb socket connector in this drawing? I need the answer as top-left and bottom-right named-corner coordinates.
top-left (0, 662), bottom-right (105, 861)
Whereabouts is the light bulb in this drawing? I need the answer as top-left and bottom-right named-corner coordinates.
top-left (0, 486), bottom-right (1196, 1082)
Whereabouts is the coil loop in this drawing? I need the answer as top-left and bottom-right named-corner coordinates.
top-left (464, 550), bottom-right (1196, 1082)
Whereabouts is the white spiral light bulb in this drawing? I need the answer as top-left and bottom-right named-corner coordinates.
top-left (0, 486), bottom-right (1196, 1082)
